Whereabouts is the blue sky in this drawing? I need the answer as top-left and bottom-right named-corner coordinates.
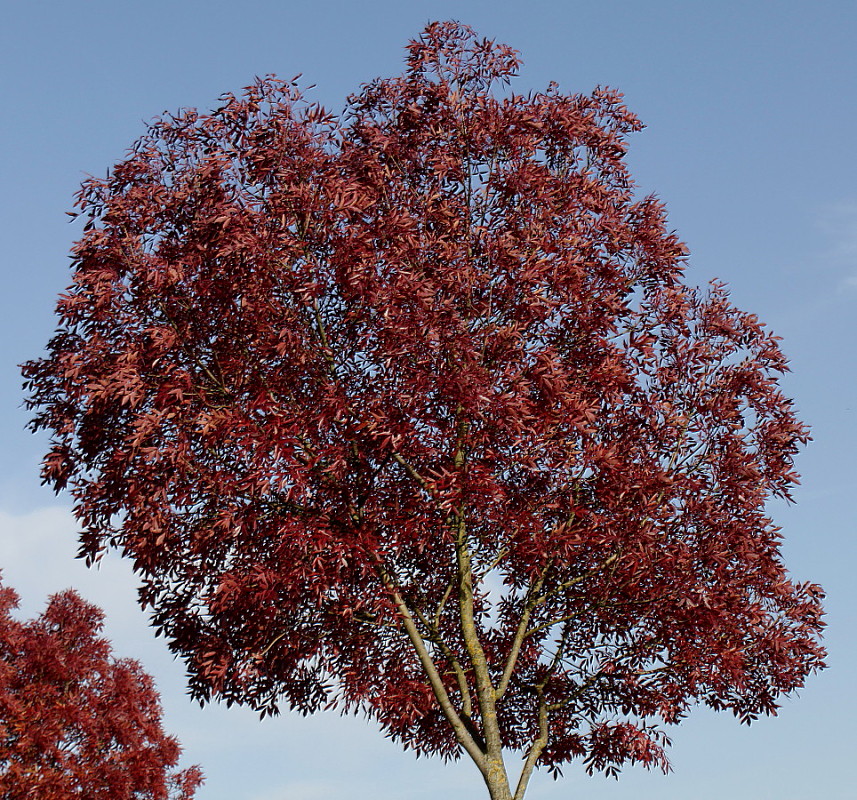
top-left (1, 2), bottom-right (854, 798)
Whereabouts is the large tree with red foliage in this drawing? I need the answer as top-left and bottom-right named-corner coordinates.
top-left (0, 577), bottom-right (201, 799)
top-left (23, 21), bottom-right (824, 800)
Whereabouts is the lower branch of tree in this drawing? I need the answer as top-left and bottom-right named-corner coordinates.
top-left (375, 558), bottom-right (488, 768)
top-left (513, 690), bottom-right (549, 800)
top-left (411, 603), bottom-right (473, 717)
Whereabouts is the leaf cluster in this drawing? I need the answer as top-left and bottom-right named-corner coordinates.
top-left (0, 577), bottom-right (201, 799)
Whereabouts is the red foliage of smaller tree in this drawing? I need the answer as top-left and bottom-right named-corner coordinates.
top-left (0, 577), bottom-right (202, 800)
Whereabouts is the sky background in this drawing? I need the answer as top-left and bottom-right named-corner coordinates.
top-left (1, 1), bottom-right (854, 798)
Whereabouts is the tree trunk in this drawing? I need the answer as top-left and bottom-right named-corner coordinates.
top-left (482, 757), bottom-right (513, 800)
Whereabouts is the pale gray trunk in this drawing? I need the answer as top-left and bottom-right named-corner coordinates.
top-left (482, 757), bottom-right (513, 800)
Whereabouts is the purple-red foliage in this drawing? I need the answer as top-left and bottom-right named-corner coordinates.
top-left (0, 577), bottom-right (202, 799)
top-left (23, 20), bottom-right (824, 799)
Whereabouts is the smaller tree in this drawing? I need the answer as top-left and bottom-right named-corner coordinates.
top-left (0, 576), bottom-right (202, 800)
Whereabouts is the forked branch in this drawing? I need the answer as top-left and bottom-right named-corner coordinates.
top-left (375, 560), bottom-right (488, 768)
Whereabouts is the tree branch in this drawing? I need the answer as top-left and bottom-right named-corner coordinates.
top-left (513, 691), bottom-right (549, 800)
top-left (411, 603), bottom-right (473, 718)
top-left (496, 560), bottom-right (553, 701)
top-left (375, 560), bottom-right (488, 768)
top-left (434, 582), bottom-right (454, 630)
top-left (524, 609), bottom-right (586, 640)
top-left (454, 509), bottom-right (511, 777)
top-left (533, 551), bottom-right (621, 606)
top-left (390, 451), bottom-right (436, 498)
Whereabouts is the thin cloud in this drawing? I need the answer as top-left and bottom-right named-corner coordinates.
top-left (0, 505), bottom-right (141, 630)
top-left (818, 200), bottom-right (857, 289)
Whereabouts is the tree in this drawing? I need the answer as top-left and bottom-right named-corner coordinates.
top-left (23, 20), bottom-right (824, 800)
top-left (0, 577), bottom-right (202, 799)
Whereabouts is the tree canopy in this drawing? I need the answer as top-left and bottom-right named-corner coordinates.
top-left (0, 577), bottom-right (201, 799)
top-left (23, 21), bottom-right (824, 800)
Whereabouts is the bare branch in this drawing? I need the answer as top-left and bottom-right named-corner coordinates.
top-left (256, 631), bottom-right (289, 658)
top-left (454, 514), bottom-right (512, 771)
top-left (434, 582), bottom-right (454, 630)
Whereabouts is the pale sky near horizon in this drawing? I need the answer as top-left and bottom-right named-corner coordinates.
top-left (1, 2), bottom-right (855, 798)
